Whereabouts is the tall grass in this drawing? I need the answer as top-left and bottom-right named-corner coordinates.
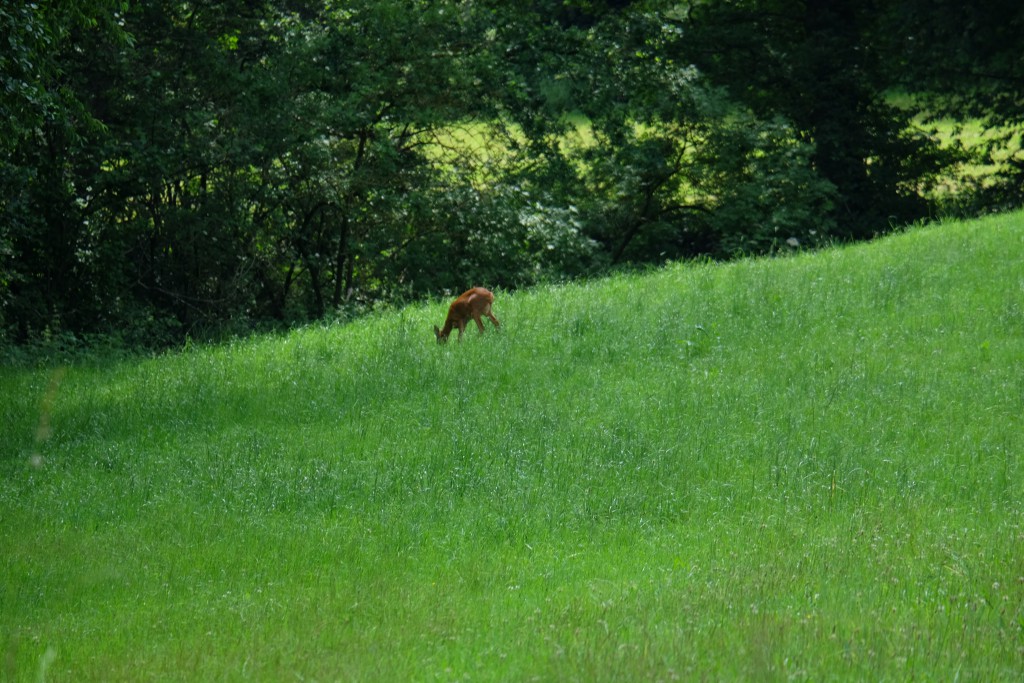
top-left (2, 212), bottom-right (1022, 681)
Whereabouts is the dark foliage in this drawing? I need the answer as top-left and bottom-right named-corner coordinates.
top-left (1, 0), bottom-right (1020, 351)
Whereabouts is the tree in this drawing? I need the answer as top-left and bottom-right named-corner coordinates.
top-left (2, 0), bottom-right (1013, 350)
top-left (879, 0), bottom-right (1024, 212)
top-left (670, 0), bottom-right (948, 240)
top-left (0, 1), bottom-right (128, 151)
top-left (3, 0), bottom-right (567, 344)
top-left (483, 2), bottom-right (840, 260)
top-left (1, 0), bottom-right (129, 342)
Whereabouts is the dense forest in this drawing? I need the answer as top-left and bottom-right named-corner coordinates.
top-left (2, 0), bottom-right (1022, 349)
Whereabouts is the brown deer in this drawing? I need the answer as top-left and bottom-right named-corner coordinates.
top-left (434, 287), bottom-right (500, 343)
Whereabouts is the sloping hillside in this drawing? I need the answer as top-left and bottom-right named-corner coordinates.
top-left (2, 211), bottom-right (1022, 681)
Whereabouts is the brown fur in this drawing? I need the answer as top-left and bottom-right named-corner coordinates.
top-left (434, 287), bottom-right (500, 343)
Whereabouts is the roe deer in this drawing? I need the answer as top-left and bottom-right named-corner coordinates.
top-left (434, 287), bottom-right (500, 343)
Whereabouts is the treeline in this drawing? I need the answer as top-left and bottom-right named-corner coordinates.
top-left (3, 0), bottom-right (1022, 349)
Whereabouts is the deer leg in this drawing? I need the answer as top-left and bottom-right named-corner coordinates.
top-left (486, 312), bottom-right (500, 329)
top-left (457, 321), bottom-right (466, 341)
top-left (473, 314), bottom-right (486, 333)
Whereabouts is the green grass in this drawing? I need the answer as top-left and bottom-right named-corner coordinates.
top-left (2, 211), bottom-right (1023, 681)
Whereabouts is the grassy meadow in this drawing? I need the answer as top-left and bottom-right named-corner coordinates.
top-left (2, 212), bottom-right (1023, 681)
